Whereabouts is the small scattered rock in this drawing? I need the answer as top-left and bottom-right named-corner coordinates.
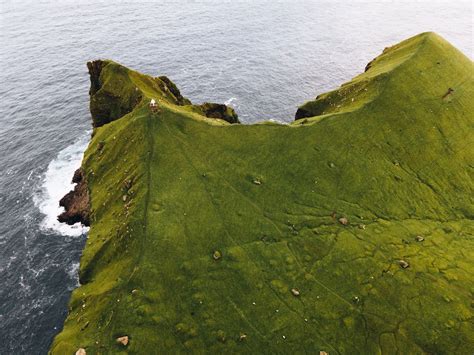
top-left (329, 162), bottom-right (335, 168)
top-left (131, 289), bottom-right (139, 295)
top-left (291, 288), bottom-right (300, 297)
top-left (116, 335), bottom-right (129, 346)
top-left (398, 260), bottom-right (410, 269)
top-left (239, 333), bottom-right (247, 341)
top-left (97, 141), bottom-right (105, 153)
top-left (352, 296), bottom-right (360, 304)
top-left (217, 330), bottom-right (226, 343)
top-left (415, 235), bottom-right (424, 242)
top-left (338, 217), bottom-right (349, 226)
top-left (123, 179), bottom-right (133, 190)
top-left (358, 224), bottom-right (366, 230)
top-left (213, 250), bottom-right (222, 260)
top-left (442, 87), bottom-right (454, 99)
top-left (252, 179), bottom-right (261, 185)
top-left (122, 195), bottom-right (127, 202)
top-left (81, 321), bottom-right (90, 331)
top-left (320, 351), bottom-right (329, 355)
top-left (75, 348), bottom-right (86, 355)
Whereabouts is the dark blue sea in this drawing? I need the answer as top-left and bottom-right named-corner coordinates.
top-left (0, 0), bottom-right (472, 353)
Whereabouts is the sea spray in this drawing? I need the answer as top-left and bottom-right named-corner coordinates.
top-left (34, 133), bottom-right (91, 237)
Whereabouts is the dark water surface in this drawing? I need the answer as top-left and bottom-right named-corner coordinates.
top-left (0, 0), bottom-right (472, 353)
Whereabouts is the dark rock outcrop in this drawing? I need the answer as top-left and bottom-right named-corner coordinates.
top-left (294, 107), bottom-right (312, 120)
top-left (197, 102), bottom-right (240, 124)
top-left (87, 60), bottom-right (143, 128)
top-left (58, 168), bottom-right (90, 226)
top-left (158, 76), bottom-right (191, 106)
top-left (87, 60), bottom-right (104, 96)
top-left (364, 58), bottom-right (376, 72)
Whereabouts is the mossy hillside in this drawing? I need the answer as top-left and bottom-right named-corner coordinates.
top-left (89, 61), bottom-right (238, 127)
top-left (51, 32), bottom-right (474, 354)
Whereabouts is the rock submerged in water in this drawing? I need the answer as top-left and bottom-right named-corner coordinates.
top-left (57, 167), bottom-right (90, 226)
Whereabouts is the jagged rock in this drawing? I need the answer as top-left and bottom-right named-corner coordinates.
top-left (72, 168), bottom-right (83, 183)
top-left (158, 76), bottom-right (191, 106)
top-left (365, 57), bottom-right (376, 72)
top-left (87, 60), bottom-right (103, 96)
top-left (87, 60), bottom-right (143, 128)
top-left (415, 235), bottom-right (424, 242)
top-left (75, 348), bottom-right (86, 355)
top-left (196, 103), bottom-right (239, 124)
top-left (58, 168), bottom-right (90, 226)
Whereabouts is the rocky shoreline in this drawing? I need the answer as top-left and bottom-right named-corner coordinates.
top-left (57, 167), bottom-right (90, 226)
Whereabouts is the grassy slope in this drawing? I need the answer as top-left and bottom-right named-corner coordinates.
top-left (51, 33), bottom-right (474, 354)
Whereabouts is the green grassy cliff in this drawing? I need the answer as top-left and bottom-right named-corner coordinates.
top-left (51, 32), bottom-right (474, 354)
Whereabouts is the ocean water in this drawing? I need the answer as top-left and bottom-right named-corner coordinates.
top-left (0, 0), bottom-right (472, 353)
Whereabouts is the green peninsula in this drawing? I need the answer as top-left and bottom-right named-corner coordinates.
top-left (51, 32), bottom-right (474, 354)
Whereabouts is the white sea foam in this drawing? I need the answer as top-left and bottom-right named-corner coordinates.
top-left (34, 133), bottom-right (91, 237)
top-left (224, 97), bottom-right (238, 107)
top-left (67, 262), bottom-right (81, 288)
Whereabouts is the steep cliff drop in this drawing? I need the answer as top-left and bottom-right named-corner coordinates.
top-left (52, 33), bottom-right (474, 354)
top-left (57, 168), bottom-right (90, 226)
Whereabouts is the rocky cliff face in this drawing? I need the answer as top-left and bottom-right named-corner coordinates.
top-left (57, 168), bottom-right (90, 226)
top-left (196, 102), bottom-right (239, 124)
top-left (87, 60), bottom-right (143, 128)
top-left (52, 33), bottom-right (474, 354)
top-left (86, 59), bottom-right (239, 127)
top-left (57, 61), bottom-right (240, 227)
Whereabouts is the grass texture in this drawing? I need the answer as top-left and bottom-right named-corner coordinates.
top-left (50, 32), bottom-right (474, 354)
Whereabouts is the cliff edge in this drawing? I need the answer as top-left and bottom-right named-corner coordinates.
top-left (52, 33), bottom-right (474, 354)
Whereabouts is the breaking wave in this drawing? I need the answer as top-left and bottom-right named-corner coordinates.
top-left (34, 133), bottom-right (91, 237)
